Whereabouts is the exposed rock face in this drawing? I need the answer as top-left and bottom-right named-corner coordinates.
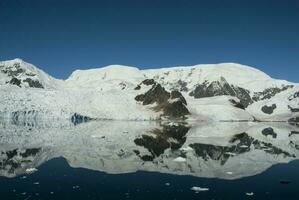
top-left (189, 77), bottom-right (252, 107)
top-left (0, 62), bottom-right (25, 77)
top-left (289, 91), bottom-right (299, 101)
top-left (252, 85), bottom-right (294, 101)
top-left (8, 78), bottom-right (21, 87)
top-left (0, 59), bottom-right (49, 89)
top-left (134, 124), bottom-right (190, 161)
top-left (135, 79), bottom-right (190, 119)
top-left (288, 105), bottom-right (299, 113)
top-left (23, 78), bottom-right (44, 88)
top-left (229, 99), bottom-right (245, 110)
top-left (261, 104), bottom-right (277, 114)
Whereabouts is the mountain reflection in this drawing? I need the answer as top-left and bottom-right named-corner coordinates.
top-left (0, 120), bottom-right (299, 180)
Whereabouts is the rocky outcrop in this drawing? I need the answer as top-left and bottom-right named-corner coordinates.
top-left (253, 85), bottom-right (294, 101)
top-left (189, 77), bottom-right (252, 107)
top-left (23, 78), bottom-right (44, 88)
top-left (288, 105), bottom-right (299, 112)
top-left (289, 91), bottom-right (299, 101)
top-left (135, 79), bottom-right (190, 119)
top-left (8, 77), bottom-right (21, 87)
top-left (261, 104), bottom-right (277, 114)
top-left (229, 99), bottom-right (245, 110)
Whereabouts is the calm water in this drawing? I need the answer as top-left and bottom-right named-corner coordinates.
top-left (0, 121), bottom-right (299, 200)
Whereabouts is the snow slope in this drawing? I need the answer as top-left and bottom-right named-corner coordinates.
top-left (0, 58), bottom-right (298, 122)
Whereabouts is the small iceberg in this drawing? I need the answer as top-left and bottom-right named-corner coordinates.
top-left (173, 157), bottom-right (186, 162)
top-left (245, 192), bottom-right (254, 196)
top-left (25, 168), bottom-right (38, 174)
top-left (191, 186), bottom-right (209, 192)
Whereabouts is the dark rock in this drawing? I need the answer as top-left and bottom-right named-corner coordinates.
top-left (262, 127), bottom-right (277, 138)
top-left (134, 85), bottom-right (141, 90)
top-left (23, 78), bottom-right (44, 88)
top-left (261, 104), bottom-right (277, 114)
top-left (71, 113), bottom-right (93, 125)
top-left (163, 101), bottom-right (190, 118)
top-left (1, 64), bottom-right (25, 77)
top-left (170, 90), bottom-right (187, 105)
top-left (141, 79), bottom-right (156, 86)
top-left (20, 148), bottom-right (41, 158)
top-left (135, 94), bottom-right (145, 102)
top-left (288, 117), bottom-right (299, 126)
top-left (8, 77), bottom-right (21, 87)
top-left (142, 84), bottom-right (170, 105)
top-left (6, 149), bottom-right (18, 159)
top-left (289, 91), bottom-right (299, 101)
top-left (189, 77), bottom-right (252, 107)
top-left (135, 80), bottom-right (189, 119)
top-left (177, 80), bottom-right (188, 92)
top-left (288, 105), bottom-right (299, 112)
top-left (289, 131), bottom-right (299, 137)
top-left (229, 99), bottom-right (245, 110)
top-left (253, 85), bottom-right (294, 101)
top-left (0, 148), bottom-right (42, 176)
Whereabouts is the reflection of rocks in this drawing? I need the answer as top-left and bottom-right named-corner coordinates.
top-left (262, 127), bottom-right (277, 138)
top-left (0, 148), bottom-right (41, 177)
top-left (135, 79), bottom-right (190, 119)
top-left (288, 117), bottom-right (299, 126)
top-left (189, 131), bottom-right (294, 165)
top-left (0, 121), bottom-right (299, 180)
top-left (134, 124), bottom-right (190, 161)
top-left (71, 113), bottom-right (93, 125)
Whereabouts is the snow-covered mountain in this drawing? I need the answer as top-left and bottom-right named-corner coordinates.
top-left (0, 58), bottom-right (298, 123)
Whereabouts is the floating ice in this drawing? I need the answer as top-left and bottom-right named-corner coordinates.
top-left (173, 157), bottom-right (186, 162)
top-left (246, 192), bottom-right (254, 196)
top-left (25, 168), bottom-right (38, 174)
top-left (191, 186), bottom-right (209, 192)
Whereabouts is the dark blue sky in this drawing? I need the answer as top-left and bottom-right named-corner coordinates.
top-left (0, 0), bottom-right (299, 81)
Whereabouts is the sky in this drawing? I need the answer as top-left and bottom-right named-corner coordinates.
top-left (0, 0), bottom-right (299, 81)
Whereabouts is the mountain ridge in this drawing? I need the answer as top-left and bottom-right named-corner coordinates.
top-left (0, 58), bottom-right (298, 123)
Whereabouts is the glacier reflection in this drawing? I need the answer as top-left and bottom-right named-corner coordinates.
top-left (0, 120), bottom-right (299, 180)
